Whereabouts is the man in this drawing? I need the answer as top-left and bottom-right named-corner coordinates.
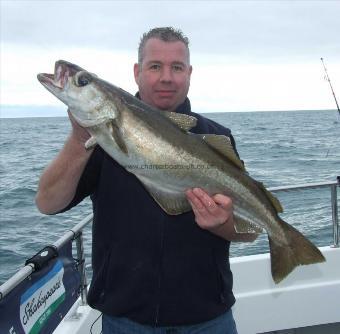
top-left (36, 27), bottom-right (256, 333)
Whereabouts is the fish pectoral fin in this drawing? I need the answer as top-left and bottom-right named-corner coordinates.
top-left (200, 134), bottom-right (246, 171)
top-left (234, 217), bottom-right (263, 234)
top-left (135, 175), bottom-right (192, 215)
top-left (84, 136), bottom-right (97, 150)
top-left (107, 120), bottom-right (128, 155)
top-left (161, 111), bottom-right (197, 132)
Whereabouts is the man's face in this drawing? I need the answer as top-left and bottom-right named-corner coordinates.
top-left (134, 38), bottom-right (192, 112)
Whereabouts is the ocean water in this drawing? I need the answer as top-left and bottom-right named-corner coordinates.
top-left (0, 110), bottom-right (339, 284)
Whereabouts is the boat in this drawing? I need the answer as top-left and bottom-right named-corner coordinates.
top-left (0, 178), bottom-right (339, 334)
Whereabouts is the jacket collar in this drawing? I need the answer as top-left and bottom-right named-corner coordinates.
top-left (135, 92), bottom-right (192, 115)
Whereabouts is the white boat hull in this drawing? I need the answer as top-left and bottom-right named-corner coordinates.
top-left (232, 245), bottom-right (340, 333)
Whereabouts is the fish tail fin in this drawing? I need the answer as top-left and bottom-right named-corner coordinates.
top-left (268, 219), bottom-right (326, 284)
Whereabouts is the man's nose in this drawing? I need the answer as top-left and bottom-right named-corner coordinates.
top-left (160, 67), bottom-right (173, 83)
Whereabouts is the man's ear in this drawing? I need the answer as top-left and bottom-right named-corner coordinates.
top-left (133, 63), bottom-right (140, 85)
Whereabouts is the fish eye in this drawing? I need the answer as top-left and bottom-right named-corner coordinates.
top-left (74, 71), bottom-right (92, 87)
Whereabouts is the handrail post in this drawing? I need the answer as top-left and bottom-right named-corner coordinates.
top-left (75, 231), bottom-right (88, 305)
top-left (331, 182), bottom-right (339, 248)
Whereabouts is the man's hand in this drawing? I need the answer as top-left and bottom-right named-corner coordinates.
top-left (68, 109), bottom-right (91, 146)
top-left (185, 188), bottom-right (258, 242)
top-left (185, 188), bottom-right (233, 230)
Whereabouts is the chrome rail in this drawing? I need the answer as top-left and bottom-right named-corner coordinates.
top-left (331, 183), bottom-right (339, 247)
top-left (268, 177), bottom-right (339, 248)
top-left (0, 213), bottom-right (93, 302)
top-left (0, 179), bottom-right (339, 303)
top-left (75, 228), bottom-right (88, 305)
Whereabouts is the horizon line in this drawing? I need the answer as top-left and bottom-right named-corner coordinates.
top-left (0, 105), bottom-right (338, 119)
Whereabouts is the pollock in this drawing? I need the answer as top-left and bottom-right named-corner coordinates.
top-left (38, 60), bottom-right (325, 283)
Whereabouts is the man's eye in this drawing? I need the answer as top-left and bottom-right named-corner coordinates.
top-left (150, 64), bottom-right (161, 71)
top-left (172, 65), bottom-right (184, 72)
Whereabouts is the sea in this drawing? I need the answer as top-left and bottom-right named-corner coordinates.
top-left (0, 109), bottom-right (339, 285)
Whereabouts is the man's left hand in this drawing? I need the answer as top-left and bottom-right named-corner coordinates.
top-left (185, 188), bottom-right (233, 231)
top-left (185, 188), bottom-right (258, 242)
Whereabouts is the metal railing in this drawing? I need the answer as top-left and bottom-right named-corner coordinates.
top-left (0, 213), bottom-right (93, 304)
top-left (268, 178), bottom-right (339, 248)
top-left (0, 178), bottom-right (339, 305)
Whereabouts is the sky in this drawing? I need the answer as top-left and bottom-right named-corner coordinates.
top-left (1, 0), bottom-right (340, 117)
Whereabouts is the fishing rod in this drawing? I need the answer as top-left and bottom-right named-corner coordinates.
top-left (320, 57), bottom-right (340, 116)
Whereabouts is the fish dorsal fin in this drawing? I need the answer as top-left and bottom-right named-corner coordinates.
top-left (256, 180), bottom-right (283, 213)
top-left (201, 134), bottom-right (245, 171)
top-left (124, 96), bottom-right (197, 131)
top-left (107, 120), bottom-right (128, 155)
top-left (161, 111), bottom-right (197, 131)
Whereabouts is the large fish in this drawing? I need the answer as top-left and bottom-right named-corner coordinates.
top-left (37, 60), bottom-right (325, 283)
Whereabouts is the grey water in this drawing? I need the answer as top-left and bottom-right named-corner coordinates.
top-left (0, 109), bottom-right (339, 284)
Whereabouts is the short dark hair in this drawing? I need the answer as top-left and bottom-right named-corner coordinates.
top-left (138, 27), bottom-right (190, 66)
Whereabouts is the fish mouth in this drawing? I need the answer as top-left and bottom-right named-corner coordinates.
top-left (37, 60), bottom-right (85, 91)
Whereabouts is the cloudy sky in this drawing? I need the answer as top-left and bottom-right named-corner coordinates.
top-left (1, 0), bottom-right (340, 117)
